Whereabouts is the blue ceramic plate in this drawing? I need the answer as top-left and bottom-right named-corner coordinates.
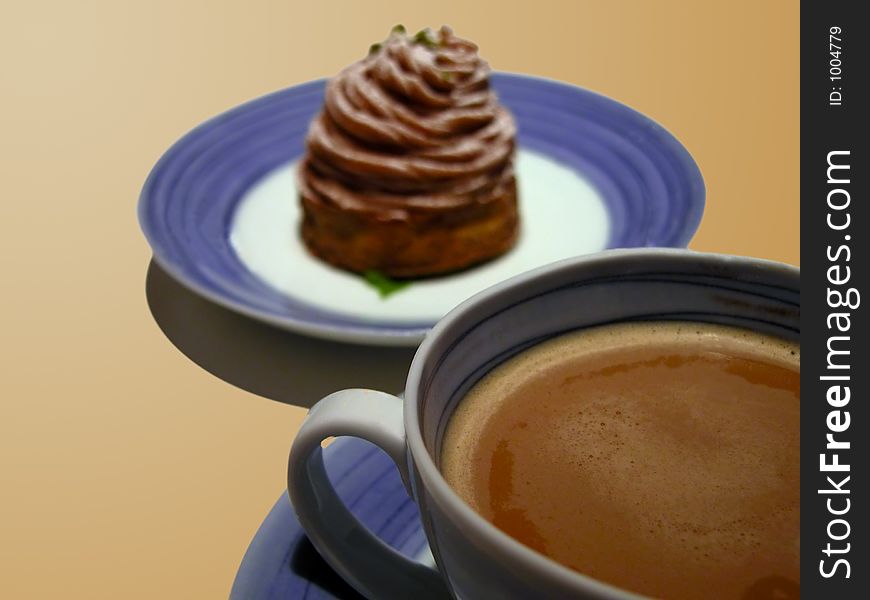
top-left (139, 74), bottom-right (704, 346)
top-left (231, 437), bottom-right (426, 600)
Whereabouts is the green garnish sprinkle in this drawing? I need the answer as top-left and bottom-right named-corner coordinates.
top-left (412, 28), bottom-right (438, 48)
top-left (363, 270), bottom-right (412, 298)
top-left (390, 24), bottom-right (406, 35)
top-left (368, 43), bottom-right (382, 55)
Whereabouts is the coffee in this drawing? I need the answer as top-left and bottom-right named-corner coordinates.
top-left (441, 321), bottom-right (799, 600)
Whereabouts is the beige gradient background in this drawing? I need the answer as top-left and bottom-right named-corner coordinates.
top-left (0, 1), bottom-right (797, 598)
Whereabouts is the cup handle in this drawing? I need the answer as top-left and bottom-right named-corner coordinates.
top-left (288, 389), bottom-right (450, 600)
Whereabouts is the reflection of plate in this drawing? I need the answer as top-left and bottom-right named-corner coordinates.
top-left (230, 437), bottom-right (428, 600)
top-left (139, 74), bottom-right (705, 346)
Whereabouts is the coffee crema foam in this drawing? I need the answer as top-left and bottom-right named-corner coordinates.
top-left (441, 322), bottom-right (800, 600)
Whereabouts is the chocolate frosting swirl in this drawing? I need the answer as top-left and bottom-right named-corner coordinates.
top-left (299, 26), bottom-right (517, 221)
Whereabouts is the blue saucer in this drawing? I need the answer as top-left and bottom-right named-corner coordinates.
top-left (231, 437), bottom-right (427, 599)
top-left (139, 74), bottom-right (705, 346)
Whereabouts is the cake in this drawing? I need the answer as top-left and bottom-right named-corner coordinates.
top-left (297, 26), bottom-right (519, 278)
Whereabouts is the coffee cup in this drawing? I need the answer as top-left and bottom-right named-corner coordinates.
top-left (287, 248), bottom-right (799, 599)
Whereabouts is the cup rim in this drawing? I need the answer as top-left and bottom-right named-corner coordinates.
top-left (403, 247), bottom-right (799, 598)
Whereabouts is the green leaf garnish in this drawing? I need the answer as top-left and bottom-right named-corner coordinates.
top-left (363, 270), bottom-right (412, 298)
top-left (390, 24), bottom-right (406, 35)
top-left (368, 43), bottom-right (382, 55)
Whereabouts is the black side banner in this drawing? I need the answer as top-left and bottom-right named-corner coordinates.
top-left (802, 1), bottom-right (868, 597)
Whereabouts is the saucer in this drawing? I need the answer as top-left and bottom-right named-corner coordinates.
top-left (231, 437), bottom-right (427, 599)
top-left (139, 73), bottom-right (704, 346)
